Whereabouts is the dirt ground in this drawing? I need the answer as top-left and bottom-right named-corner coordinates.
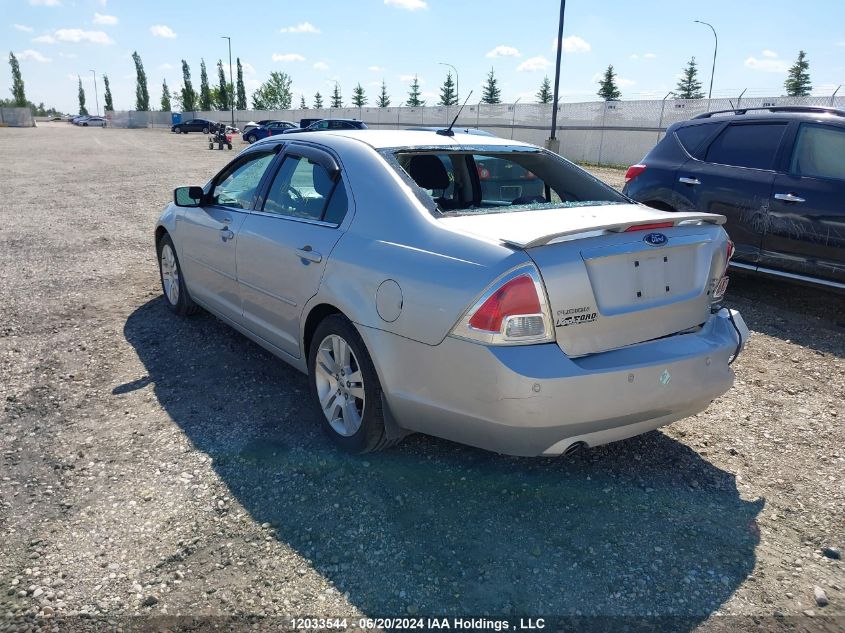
top-left (0, 125), bottom-right (843, 631)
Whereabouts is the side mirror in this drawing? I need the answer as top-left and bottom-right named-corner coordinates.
top-left (174, 186), bottom-right (204, 207)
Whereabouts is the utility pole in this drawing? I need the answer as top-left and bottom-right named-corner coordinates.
top-left (694, 20), bottom-right (718, 100)
top-left (547, 0), bottom-right (566, 153)
top-left (221, 35), bottom-right (234, 126)
top-left (90, 69), bottom-right (99, 116)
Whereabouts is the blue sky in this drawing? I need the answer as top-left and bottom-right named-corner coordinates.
top-left (5, 0), bottom-right (845, 113)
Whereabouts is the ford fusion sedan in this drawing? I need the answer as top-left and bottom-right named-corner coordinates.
top-left (155, 130), bottom-right (748, 456)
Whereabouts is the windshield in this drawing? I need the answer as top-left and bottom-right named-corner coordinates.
top-left (387, 149), bottom-right (627, 216)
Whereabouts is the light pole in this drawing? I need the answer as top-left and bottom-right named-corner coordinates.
top-left (89, 69), bottom-right (99, 116)
top-left (438, 61), bottom-right (459, 104)
top-left (694, 20), bottom-right (717, 100)
top-left (221, 35), bottom-right (234, 126)
top-left (510, 96), bottom-right (521, 139)
top-left (548, 0), bottom-right (566, 152)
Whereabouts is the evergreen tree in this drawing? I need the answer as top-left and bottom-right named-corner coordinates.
top-left (103, 74), bottom-right (114, 111)
top-left (131, 51), bottom-right (150, 111)
top-left (181, 60), bottom-right (196, 112)
top-left (536, 76), bottom-right (552, 104)
top-left (438, 71), bottom-right (457, 106)
top-left (675, 57), bottom-right (704, 99)
top-left (597, 64), bottom-right (621, 101)
top-left (376, 80), bottom-right (390, 107)
top-left (784, 50), bottom-right (812, 97)
top-left (216, 60), bottom-right (229, 110)
top-left (235, 58), bottom-right (247, 110)
top-left (77, 76), bottom-right (88, 115)
top-left (330, 83), bottom-right (342, 108)
top-left (481, 67), bottom-right (501, 104)
top-left (199, 59), bottom-right (212, 111)
top-left (8, 52), bottom-right (27, 107)
top-left (250, 71), bottom-right (293, 109)
top-left (406, 75), bottom-right (424, 107)
top-left (160, 79), bottom-right (172, 111)
top-left (313, 91), bottom-right (324, 108)
top-left (352, 83), bottom-right (367, 107)
top-left (299, 94), bottom-right (307, 108)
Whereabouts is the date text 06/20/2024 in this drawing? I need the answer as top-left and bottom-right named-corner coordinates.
top-left (290, 617), bottom-right (546, 630)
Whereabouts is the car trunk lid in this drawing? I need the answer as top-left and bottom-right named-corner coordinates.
top-left (440, 204), bottom-right (728, 357)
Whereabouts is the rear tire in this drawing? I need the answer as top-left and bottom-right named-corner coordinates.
top-left (307, 315), bottom-right (397, 453)
top-left (157, 234), bottom-right (199, 317)
top-left (202, 127), bottom-right (209, 134)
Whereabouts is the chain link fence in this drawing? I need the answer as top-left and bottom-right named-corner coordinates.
top-left (0, 108), bottom-right (36, 127)
top-left (107, 95), bottom-right (845, 166)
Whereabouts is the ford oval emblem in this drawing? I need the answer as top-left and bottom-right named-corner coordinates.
top-left (643, 232), bottom-right (668, 246)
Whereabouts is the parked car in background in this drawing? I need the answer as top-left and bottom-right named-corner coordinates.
top-left (243, 121), bottom-right (298, 143)
top-left (624, 106), bottom-right (845, 290)
top-left (71, 115), bottom-right (90, 125)
top-left (283, 119), bottom-right (368, 134)
top-left (155, 130), bottom-right (747, 457)
top-left (172, 118), bottom-right (216, 134)
top-left (299, 118), bottom-right (322, 129)
top-left (79, 116), bottom-right (107, 127)
top-left (243, 119), bottom-right (296, 134)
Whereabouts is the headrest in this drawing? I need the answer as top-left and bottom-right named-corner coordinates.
top-left (408, 155), bottom-right (449, 190)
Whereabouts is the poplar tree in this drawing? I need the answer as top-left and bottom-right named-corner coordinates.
top-left (199, 59), bottom-right (212, 111)
top-left (103, 74), bottom-right (114, 111)
top-left (132, 51), bottom-right (150, 111)
top-left (235, 58), bottom-right (247, 110)
top-left (8, 52), bottom-right (27, 107)
top-left (181, 60), bottom-right (196, 112)
top-left (161, 79), bottom-right (172, 111)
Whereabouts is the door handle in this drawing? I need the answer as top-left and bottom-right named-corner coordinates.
top-left (678, 177), bottom-right (701, 185)
top-left (773, 193), bottom-right (805, 203)
top-left (220, 228), bottom-right (234, 242)
top-left (296, 245), bottom-right (323, 263)
top-left (220, 217), bottom-right (233, 225)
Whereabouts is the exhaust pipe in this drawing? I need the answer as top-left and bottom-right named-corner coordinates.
top-left (563, 441), bottom-right (587, 457)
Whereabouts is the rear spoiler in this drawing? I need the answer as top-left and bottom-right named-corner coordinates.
top-left (505, 212), bottom-right (725, 249)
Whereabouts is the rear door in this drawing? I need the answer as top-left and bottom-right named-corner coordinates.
top-left (762, 122), bottom-right (845, 284)
top-left (236, 144), bottom-right (351, 358)
top-left (177, 150), bottom-right (278, 322)
top-left (673, 121), bottom-right (788, 264)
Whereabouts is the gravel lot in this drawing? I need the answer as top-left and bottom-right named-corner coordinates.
top-left (1, 125), bottom-right (843, 631)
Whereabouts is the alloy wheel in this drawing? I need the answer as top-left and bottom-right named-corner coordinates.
top-left (160, 243), bottom-right (180, 306)
top-left (314, 334), bottom-right (365, 436)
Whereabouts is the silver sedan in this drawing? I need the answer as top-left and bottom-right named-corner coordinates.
top-left (155, 130), bottom-right (748, 456)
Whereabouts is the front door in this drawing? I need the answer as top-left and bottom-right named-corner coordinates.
top-left (761, 122), bottom-right (845, 284)
top-left (673, 121), bottom-right (789, 265)
top-left (178, 150), bottom-right (277, 322)
top-left (236, 145), bottom-right (350, 358)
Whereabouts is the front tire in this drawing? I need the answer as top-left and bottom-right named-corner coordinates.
top-left (247, 134), bottom-right (257, 143)
top-left (157, 234), bottom-right (198, 317)
top-left (308, 315), bottom-right (394, 453)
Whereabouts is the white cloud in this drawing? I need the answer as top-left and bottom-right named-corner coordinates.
top-left (313, 61), bottom-right (330, 71)
top-left (630, 54), bottom-right (639, 60)
top-left (517, 55), bottom-right (551, 72)
top-left (14, 24), bottom-right (34, 32)
top-left (399, 74), bottom-right (422, 83)
top-left (29, 0), bottom-right (61, 6)
top-left (762, 49), bottom-right (778, 58)
top-left (272, 53), bottom-right (305, 62)
top-left (644, 52), bottom-right (657, 59)
top-left (36, 29), bottom-right (114, 45)
top-left (59, 51), bottom-right (77, 59)
top-left (384, 0), bottom-right (428, 10)
top-left (486, 45), bottom-right (520, 58)
top-left (745, 54), bottom-right (789, 73)
top-left (16, 49), bottom-right (51, 63)
top-left (552, 35), bottom-right (591, 53)
top-left (93, 13), bottom-right (118, 25)
top-left (150, 25), bottom-right (176, 38)
top-left (246, 78), bottom-right (261, 91)
top-left (279, 21), bottom-right (320, 34)
top-left (368, 65), bottom-right (385, 72)
top-left (241, 62), bottom-right (256, 75)
top-left (158, 62), bottom-right (174, 70)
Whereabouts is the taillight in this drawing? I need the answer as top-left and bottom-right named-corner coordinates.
top-left (625, 164), bottom-right (646, 183)
top-left (624, 221), bottom-right (674, 232)
top-left (453, 266), bottom-right (554, 345)
top-left (726, 240), bottom-right (734, 265)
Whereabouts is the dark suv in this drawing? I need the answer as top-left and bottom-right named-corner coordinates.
top-left (624, 106), bottom-right (845, 290)
top-left (283, 119), bottom-right (368, 134)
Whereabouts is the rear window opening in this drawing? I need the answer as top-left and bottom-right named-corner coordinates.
top-left (387, 149), bottom-right (627, 217)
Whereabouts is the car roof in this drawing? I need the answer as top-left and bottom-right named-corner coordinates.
top-left (679, 108), bottom-right (845, 127)
top-left (276, 129), bottom-right (537, 150)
